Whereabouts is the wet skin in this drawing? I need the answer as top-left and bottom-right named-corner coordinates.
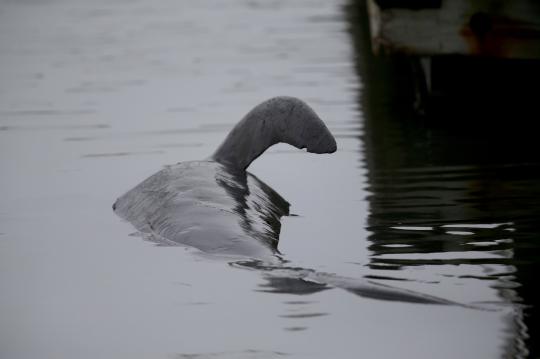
top-left (114, 97), bottom-right (333, 261)
top-left (113, 160), bottom-right (289, 260)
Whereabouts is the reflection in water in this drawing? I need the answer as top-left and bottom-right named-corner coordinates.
top-left (257, 276), bottom-right (329, 295)
top-left (346, 1), bottom-right (540, 357)
top-left (174, 350), bottom-right (290, 359)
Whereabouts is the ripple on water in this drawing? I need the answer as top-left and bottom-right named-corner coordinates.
top-left (81, 150), bottom-right (164, 158)
top-left (0, 123), bottom-right (109, 132)
top-left (365, 162), bottom-right (540, 308)
top-left (173, 350), bottom-right (290, 359)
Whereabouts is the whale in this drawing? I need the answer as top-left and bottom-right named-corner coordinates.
top-left (113, 96), bottom-right (335, 260)
top-left (113, 96), bottom-right (471, 305)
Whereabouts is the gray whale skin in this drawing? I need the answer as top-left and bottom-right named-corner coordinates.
top-left (113, 96), bottom-right (336, 260)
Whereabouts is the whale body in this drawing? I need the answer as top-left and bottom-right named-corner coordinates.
top-left (114, 96), bottom-right (336, 258)
top-left (113, 96), bottom-right (469, 305)
top-left (114, 161), bottom-right (290, 259)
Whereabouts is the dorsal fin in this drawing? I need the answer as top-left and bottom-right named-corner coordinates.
top-left (212, 96), bottom-right (336, 170)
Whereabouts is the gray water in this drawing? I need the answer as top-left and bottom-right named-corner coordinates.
top-left (1, 0), bottom-right (538, 358)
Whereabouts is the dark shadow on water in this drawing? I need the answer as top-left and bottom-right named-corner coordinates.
top-left (173, 349), bottom-right (290, 359)
top-left (345, 1), bottom-right (540, 357)
top-left (256, 277), bottom-right (330, 295)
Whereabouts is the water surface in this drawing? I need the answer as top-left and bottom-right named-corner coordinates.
top-left (1, 0), bottom-right (538, 358)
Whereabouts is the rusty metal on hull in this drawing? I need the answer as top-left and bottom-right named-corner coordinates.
top-left (367, 0), bottom-right (540, 59)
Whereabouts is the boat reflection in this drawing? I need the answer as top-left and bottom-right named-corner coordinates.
top-left (345, 1), bottom-right (540, 357)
